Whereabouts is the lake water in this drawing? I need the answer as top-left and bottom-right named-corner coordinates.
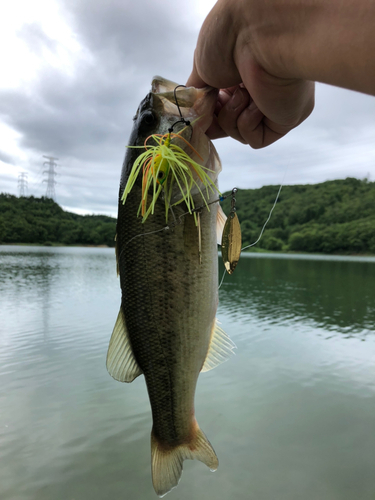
top-left (0, 246), bottom-right (374, 500)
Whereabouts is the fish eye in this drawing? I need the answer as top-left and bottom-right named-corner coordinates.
top-left (142, 111), bottom-right (156, 126)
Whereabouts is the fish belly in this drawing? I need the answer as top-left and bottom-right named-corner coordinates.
top-left (117, 187), bottom-right (218, 443)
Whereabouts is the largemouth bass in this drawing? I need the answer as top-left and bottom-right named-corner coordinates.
top-left (107, 76), bottom-right (235, 497)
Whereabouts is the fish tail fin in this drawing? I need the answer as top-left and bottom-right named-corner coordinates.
top-left (151, 420), bottom-right (218, 497)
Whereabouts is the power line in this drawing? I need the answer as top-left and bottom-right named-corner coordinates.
top-left (18, 172), bottom-right (28, 197)
top-left (42, 155), bottom-right (59, 200)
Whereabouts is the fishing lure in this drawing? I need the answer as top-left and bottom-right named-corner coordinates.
top-left (121, 128), bottom-right (219, 224)
top-left (221, 188), bottom-right (242, 274)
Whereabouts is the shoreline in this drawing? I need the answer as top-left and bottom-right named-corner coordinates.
top-left (0, 242), bottom-right (112, 248)
top-left (1, 242), bottom-right (374, 257)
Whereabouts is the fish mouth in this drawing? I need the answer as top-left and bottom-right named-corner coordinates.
top-left (122, 76), bottom-right (220, 222)
top-left (134, 77), bottom-right (218, 135)
top-left (151, 76), bottom-right (218, 134)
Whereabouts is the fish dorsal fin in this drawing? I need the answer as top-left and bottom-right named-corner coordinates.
top-left (201, 319), bottom-right (236, 372)
top-left (106, 309), bottom-right (143, 382)
top-left (217, 205), bottom-right (227, 244)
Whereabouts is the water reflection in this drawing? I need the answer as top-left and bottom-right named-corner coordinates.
top-left (0, 246), bottom-right (118, 377)
top-left (1, 247), bottom-right (374, 500)
top-left (219, 253), bottom-right (375, 337)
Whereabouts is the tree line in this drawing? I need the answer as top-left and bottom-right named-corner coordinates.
top-left (1, 177), bottom-right (374, 253)
top-left (0, 194), bottom-right (116, 247)
top-left (220, 177), bottom-right (375, 254)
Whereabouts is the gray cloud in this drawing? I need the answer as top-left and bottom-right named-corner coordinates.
top-left (17, 23), bottom-right (59, 56)
top-left (1, 0), bottom-right (374, 215)
top-left (0, 0), bottom-right (201, 214)
top-left (64, 0), bottom-right (196, 66)
top-left (0, 151), bottom-right (16, 166)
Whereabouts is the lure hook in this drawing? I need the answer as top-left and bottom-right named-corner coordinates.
top-left (168, 85), bottom-right (191, 133)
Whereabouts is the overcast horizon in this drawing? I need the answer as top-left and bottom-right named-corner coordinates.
top-left (1, 0), bottom-right (374, 218)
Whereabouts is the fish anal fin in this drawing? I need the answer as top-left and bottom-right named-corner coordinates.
top-left (201, 319), bottom-right (236, 373)
top-left (217, 205), bottom-right (227, 244)
top-left (106, 308), bottom-right (142, 382)
top-left (151, 420), bottom-right (218, 497)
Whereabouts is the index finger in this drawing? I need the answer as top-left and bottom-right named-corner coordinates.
top-left (186, 56), bottom-right (209, 88)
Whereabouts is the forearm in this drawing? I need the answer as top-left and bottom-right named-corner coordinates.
top-left (188, 0), bottom-right (374, 147)
top-left (236, 0), bottom-right (375, 95)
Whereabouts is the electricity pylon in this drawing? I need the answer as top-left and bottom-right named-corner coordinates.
top-left (42, 156), bottom-right (59, 200)
top-left (18, 172), bottom-right (28, 197)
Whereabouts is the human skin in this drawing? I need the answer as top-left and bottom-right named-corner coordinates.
top-left (187, 0), bottom-right (375, 148)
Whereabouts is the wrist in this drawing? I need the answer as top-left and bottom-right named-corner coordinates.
top-left (234, 0), bottom-right (375, 95)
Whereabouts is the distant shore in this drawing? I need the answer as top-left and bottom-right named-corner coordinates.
top-left (2, 179), bottom-right (375, 254)
top-left (1, 242), bottom-right (374, 257)
top-left (0, 242), bottom-right (112, 248)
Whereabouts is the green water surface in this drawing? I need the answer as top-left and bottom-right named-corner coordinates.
top-left (0, 246), bottom-right (374, 500)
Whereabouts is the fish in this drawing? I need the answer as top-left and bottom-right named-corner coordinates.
top-left (106, 76), bottom-right (235, 497)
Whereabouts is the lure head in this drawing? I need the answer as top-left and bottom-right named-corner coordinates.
top-left (151, 155), bottom-right (170, 185)
top-left (121, 77), bottom-right (221, 221)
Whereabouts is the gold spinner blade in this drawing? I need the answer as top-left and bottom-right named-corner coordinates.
top-left (221, 211), bottom-right (241, 274)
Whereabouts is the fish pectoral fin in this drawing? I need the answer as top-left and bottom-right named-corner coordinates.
top-left (201, 318), bottom-right (236, 372)
top-left (216, 205), bottom-right (227, 245)
top-left (151, 420), bottom-right (218, 498)
top-left (106, 308), bottom-right (142, 383)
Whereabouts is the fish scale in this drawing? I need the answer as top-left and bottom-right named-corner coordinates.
top-left (106, 77), bottom-right (235, 497)
top-left (117, 187), bottom-right (217, 443)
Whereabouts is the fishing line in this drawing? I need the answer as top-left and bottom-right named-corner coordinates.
top-left (122, 191), bottom-right (232, 249)
top-left (124, 225), bottom-right (171, 247)
top-left (117, 225), bottom-right (171, 267)
top-left (123, 81), bottom-right (289, 288)
top-left (240, 182), bottom-right (283, 251)
top-left (240, 165), bottom-right (288, 251)
top-left (219, 165), bottom-right (289, 290)
top-left (218, 268), bottom-right (227, 290)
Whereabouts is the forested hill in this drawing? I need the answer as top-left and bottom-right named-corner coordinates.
top-left (220, 177), bottom-right (375, 254)
top-left (0, 194), bottom-right (116, 246)
top-left (1, 177), bottom-right (375, 253)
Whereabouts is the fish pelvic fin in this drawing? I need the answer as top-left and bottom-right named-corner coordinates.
top-left (201, 318), bottom-right (236, 373)
top-left (106, 308), bottom-right (142, 382)
top-left (151, 421), bottom-right (218, 498)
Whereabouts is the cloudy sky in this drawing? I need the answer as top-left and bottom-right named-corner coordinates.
top-left (1, 0), bottom-right (374, 217)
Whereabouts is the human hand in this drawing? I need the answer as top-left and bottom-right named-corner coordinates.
top-left (187, 0), bottom-right (315, 148)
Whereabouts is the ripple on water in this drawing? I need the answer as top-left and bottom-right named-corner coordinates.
top-left (1, 247), bottom-right (375, 500)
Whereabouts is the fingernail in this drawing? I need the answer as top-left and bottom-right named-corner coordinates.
top-left (229, 88), bottom-right (244, 111)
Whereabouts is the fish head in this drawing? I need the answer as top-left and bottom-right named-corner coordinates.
top-left (121, 77), bottom-right (221, 208)
top-left (150, 76), bottom-right (218, 137)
